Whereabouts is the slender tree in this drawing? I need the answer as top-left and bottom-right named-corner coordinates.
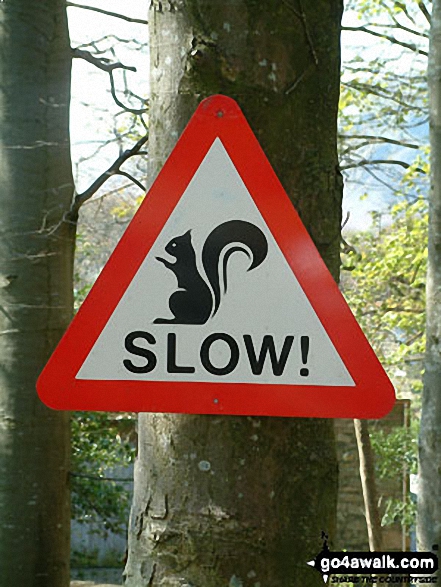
top-left (0, 1), bottom-right (74, 585)
top-left (354, 419), bottom-right (383, 551)
top-left (418, 0), bottom-right (441, 564)
top-left (124, 1), bottom-right (343, 585)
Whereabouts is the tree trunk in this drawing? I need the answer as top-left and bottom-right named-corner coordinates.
top-left (418, 0), bottom-right (441, 564)
top-left (125, 1), bottom-right (343, 585)
top-left (0, 2), bottom-right (74, 585)
top-left (354, 419), bottom-right (383, 551)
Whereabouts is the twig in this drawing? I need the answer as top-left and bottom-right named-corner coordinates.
top-left (285, 68), bottom-right (310, 95)
top-left (81, 182), bottom-right (134, 206)
top-left (117, 170), bottom-right (146, 192)
top-left (341, 159), bottom-right (425, 172)
top-left (341, 26), bottom-right (428, 56)
top-left (109, 71), bottom-right (147, 115)
top-left (76, 35), bottom-right (147, 50)
top-left (339, 134), bottom-right (420, 150)
top-left (363, 166), bottom-right (403, 196)
top-left (341, 211), bottom-right (351, 231)
top-left (72, 47), bottom-right (137, 73)
top-left (69, 134), bottom-right (148, 219)
top-left (418, 1), bottom-right (431, 24)
top-left (66, 2), bottom-right (148, 25)
top-left (342, 81), bottom-right (424, 112)
top-left (389, 15), bottom-right (428, 38)
top-left (341, 236), bottom-right (358, 257)
top-left (72, 47), bottom-right (148, 115)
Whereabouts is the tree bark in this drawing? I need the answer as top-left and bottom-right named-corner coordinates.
top-left (0, 2), bottom-right (74, 585)
top-left (418, 0), bottom-right (441, 566)
top-left (125, 1), bottom-right (343, 585)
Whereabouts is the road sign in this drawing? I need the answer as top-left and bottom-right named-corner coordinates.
top-left (37, 95), bottom-right (395, 418)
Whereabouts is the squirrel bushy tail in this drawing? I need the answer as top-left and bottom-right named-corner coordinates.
top-left (202, 219), bottom-right (268, 317)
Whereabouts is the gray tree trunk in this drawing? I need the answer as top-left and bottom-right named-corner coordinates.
top-left (418, 0), bottom-right (441, 565)
top-left (0, 2), bottom-right (74, 585)
top-left (125, 1), bottom-right (343, 585)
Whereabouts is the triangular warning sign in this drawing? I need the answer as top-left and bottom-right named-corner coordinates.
top-left (37, 95), bottom-right (395, 418)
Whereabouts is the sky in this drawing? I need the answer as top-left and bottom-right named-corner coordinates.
top-left (67, 1), bottom-right (149, 192)
top-left (67, 1), bottom-right (428, 232)
top-left (340, 6), bottom-right (428, 231)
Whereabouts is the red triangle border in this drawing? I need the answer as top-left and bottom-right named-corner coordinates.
top-left (37, 95), bottom-right (395, 418)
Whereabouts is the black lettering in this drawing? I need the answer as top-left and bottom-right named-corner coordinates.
top-left (200, 333), bottom-right (239, 375)
top-left (244, 334), bottom-right (294, 376)
top-left (167, 333), bottom-right (195, 373)
top-left (123, 331), bottom-right (157, 374)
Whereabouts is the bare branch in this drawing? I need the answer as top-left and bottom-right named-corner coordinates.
top-left (341, 159), bottom-right (426, 172)
top-left (71, 47), bottom-right (147, 115)
top-left (418, 1), bottom-right (431, 24)
top-left (343, 17), bottom-right (427, 38)
top-left (108, 71), bottom-right (147, 115)
top-left (75, 131), bottom-right (143, 167)
top-left (117, 170), bottom-right (146, 192)
top-left (81, 182), bottom-right (134, 206)
top-left (344, 63), bottom-right (427, 82)
top-left (341, 25), bottom-right (428, 56)
top-left (72, 47), bottom-right (137, 73)
top-left (339, 134), bottom-right (420, 150)
top-left (381, 306), bottom-right (423, 314)
top-left (76, 35), bottom-right (147, 51)
top-left (341, 232), bottom-right (359, 257)
top-left (392, 1), bottom-right (416, 24)
top-left (66, 2), bottom-right (148, 25)
top-left (362, 166), bottom-right (403, 196)
top-left (69, 134), bottom-right (148, 219)
top-left (342, 81), bottom-right (424, 112)
top-left (385, 20), bottom-right (428, 38)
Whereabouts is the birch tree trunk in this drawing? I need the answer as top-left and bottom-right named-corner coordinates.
top-left (0, 2), bottom-right (74, 585)
top-left (418, 0), bottom-right (441, 565)
top-left (125, 1), bottom-right (343, 585)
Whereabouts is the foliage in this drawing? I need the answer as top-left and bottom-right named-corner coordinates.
top-left (68, 0), bottom-right (432, 549)
top-left (71, 412), bottom-right (136, 535)
top-left (339, 0), bottom-right (429, 201)
top-left (71, 546), bottom-right (124, 569)
top-left (342, 198), bottom-right (426, 531)
top-left (71, 547), bottom-right (100, 568)
top-left (371, 424), bottom-right (418, 479)
top-left (381, 494), bottom-right (417, 528)
top-left (73, 228), bottom-right (137, 536)
top-left (342, 197), bottom-right (427, 395)
top-left (68, 8), bottom-right (149, 538)
top-left (337, 0), bottom-right (433, 542)
top-left (74, 231), bottom-right (94, 311)
top-left (371, 421), bottom-right (418, 528)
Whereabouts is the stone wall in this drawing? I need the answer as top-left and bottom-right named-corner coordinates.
top-left (335, 400), bottom-right (410, 551)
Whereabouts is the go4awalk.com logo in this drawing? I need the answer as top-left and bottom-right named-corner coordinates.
top-left (307, 535), bottom-right (438, 584)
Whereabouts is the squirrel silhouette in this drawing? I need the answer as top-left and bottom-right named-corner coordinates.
top-left (153, 219), bottom-right (268, 324)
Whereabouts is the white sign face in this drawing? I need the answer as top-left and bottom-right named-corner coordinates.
top-left (77, 139), bottom-right (354, 387)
